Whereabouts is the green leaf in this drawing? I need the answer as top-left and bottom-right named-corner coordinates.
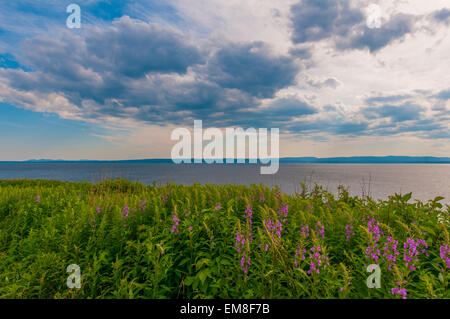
top-left (183, 276), bottom-right (194, 286)
top-left (196, 258), bottom-right (210, 269)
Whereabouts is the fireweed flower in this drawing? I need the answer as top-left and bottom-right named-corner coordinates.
top-left (316, 221), bottom-right (325, 239)
top-left (171, 213), bottom-right (180, 234)
top-left (278, 203), bottom-right (289, 227)
top-left (243, 205), bottom-right (253, 242)
top-left (294, 245), bottom-right (307, 267)
top-left (96, 206), bottom-right (101, 214)
top-left (403, 238), bottom-right (428, 271)
top-left (383, 236), bottom-right (400, 271)
top-left (235, 206), bottom-right (253, 274)
top-left (160, 194), bottom-right (168, 204)
top-left (301, 225), bottom-right (310, 238)
top-left (263, 218), bottom-right (283, 250)
top-left (140, 200), bottom-right (147, 211)
top-left (307, 246), bottom-right (330, 275)
top-left (365, 218), bottom-right (383, 263)
top-left (345, 224), bottom-right (355, 242)
top-left (439, 245), bottom-right (450, 270)
top-left (294, 225), bottom-right (312, 268)
top-left (121, 206), bottom-right (130, 227)
top-left (391, 287), bottom-right (407, 299)
top-left (215, 204), bottom-right (221, 211)
top-left (121, 206), bottom-right (129, 218)
top-left (259, 193), bottom-right (265, 202)
top-left (235, 231), bottom-right (251, 274)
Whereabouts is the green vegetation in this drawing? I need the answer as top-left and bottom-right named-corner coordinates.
top-left (0, 179), bottom-right (448, 299)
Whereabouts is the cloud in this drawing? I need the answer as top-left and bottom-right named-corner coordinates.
top-left (0, 17), bottom-right (301, 129)
top-left (432, 8), bottom-right (450, 25)
top-left (203, 41), bottom-right (300, 99)
top-left (365, 94), bottom-right (411, 105)
top-left (289, 0), bottom-right (417, 53)
top-left (362, 103), bottom-right (424, 122)
top-left (434, 89), bottom-right (450, 100)
top-left (290, 0), bottom-right (363, 44)
top-left (305, 76), bottom-right (341, 89)
top-left (84, 16), bottom-right (203, 77)
top-left (336, 14), bottom-right (415, 53)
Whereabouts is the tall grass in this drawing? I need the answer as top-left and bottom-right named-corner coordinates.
top-left (0, 178), bottom-right (448, 299)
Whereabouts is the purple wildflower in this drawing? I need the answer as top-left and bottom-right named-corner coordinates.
top-left (383, 236), bottom-right (400, 271)
top-left (316, 221), bottom-right (325, 239)
top-left (440, 245), bottom-right (450, 270)
top-left (307, 245), bottom-right (330, 275)
top-left (121, 206), bottom-right (129, 218)
top-left (140, 200), bottom-right (147, 211)
top-left (345, 224), bottom-right (355, 242)
top-left (403, 238), bottom-right (428, 271)
top-left (171, 213), bottom-right (180, 234)
top-left (391, 287), bottom-right (407, 299)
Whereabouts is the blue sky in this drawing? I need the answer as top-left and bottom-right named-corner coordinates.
top-left (0, 0), bottom-right (449, 160)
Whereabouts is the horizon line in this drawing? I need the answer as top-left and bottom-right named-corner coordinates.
top-left (1, 155), bottom-right (450, 164)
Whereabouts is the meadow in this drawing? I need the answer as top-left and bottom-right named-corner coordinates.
top-left (0, 178), bottom-right (448, 299)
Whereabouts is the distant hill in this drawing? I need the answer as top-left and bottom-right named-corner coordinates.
top-left (0, 156), bottom-right (449, 164)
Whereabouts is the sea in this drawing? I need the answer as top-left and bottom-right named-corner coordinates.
top-left (0, 163), bottom-right (449, 205)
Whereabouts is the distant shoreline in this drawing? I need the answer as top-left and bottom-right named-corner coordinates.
top-left (1, 156), bottom-right (450, 164)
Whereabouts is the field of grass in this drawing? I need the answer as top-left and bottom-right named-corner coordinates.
top-left (0, 178), bottom-right (448, 299)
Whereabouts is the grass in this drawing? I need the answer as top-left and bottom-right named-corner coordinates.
top-left (0, 178), bottom-right (448, 299)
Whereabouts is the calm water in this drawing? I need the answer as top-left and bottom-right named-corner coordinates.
top-left (0, 163), bottom-right (449, 204)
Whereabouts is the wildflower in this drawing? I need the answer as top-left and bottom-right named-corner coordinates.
top-left (235, 231), bottom-right (251, 274)
top-left (96, 206), bottom-right (101, 214)
top-left (121, 206), bottom-right (129, 218)
top-left (382, 236), bottom-right (400, 271)
top-left (34, 195), bottom-right (40, 203)
top-left (171, 213), bottom-right (180, 234)
top-left (263, 217), bottom-right (282, 249)
top-left (403, 238), bottom-right (428, 271)
top-left (439, 245), bottom-right (450, 270)
top-left (316, 221), bottom-right (325, 239)
top-left (215, 204), bottom-right (221, 211)
top-left (307, 245), bottom-right (330, 275)
top-left (391, 287), bottom-right (407, 299)
top-left (345, 224), bottom-right (355, 242)
top-left (301, 225), bottom-right (310, 238)
top-left (189, 226), bottom-right (193, 231)
top-left (365, 218), bottom-right (382, 263)
top-left (259, 193), bottom-right (265, 202)
top-left (278, 203), bottom-right (289, 227)
top-left (140, 200), bottom-right (147, 211)
top-left (294, 245), bottom-right (306, 266)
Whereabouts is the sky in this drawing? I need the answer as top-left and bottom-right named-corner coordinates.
top-left (0, 0), bottom-right (449, 161)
